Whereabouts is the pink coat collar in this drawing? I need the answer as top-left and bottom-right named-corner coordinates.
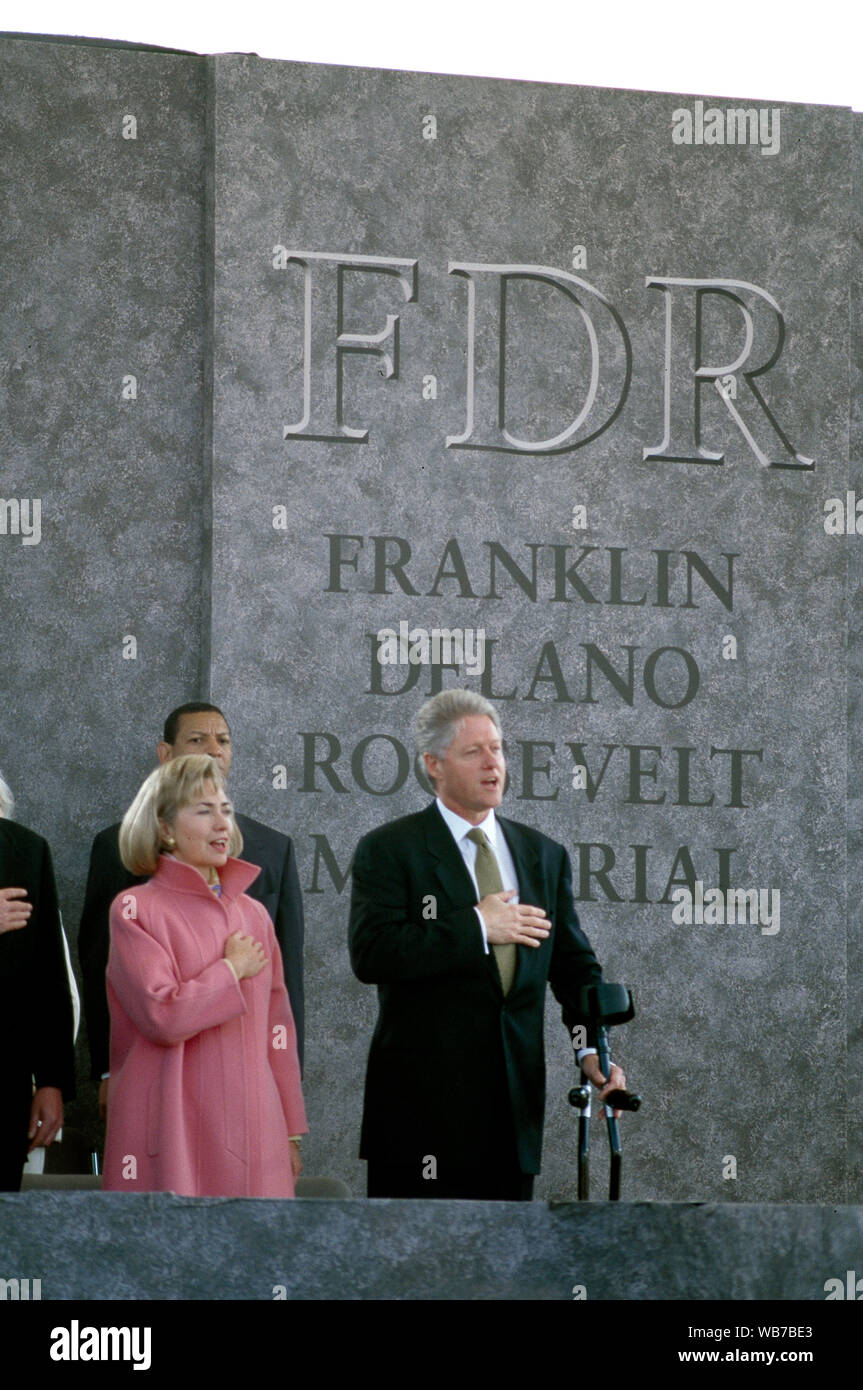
top-left (154, 853), bottom-right (261, 902)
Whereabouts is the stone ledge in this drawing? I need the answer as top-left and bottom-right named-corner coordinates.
top-left (2, 1195), bottom-right (860, 1300)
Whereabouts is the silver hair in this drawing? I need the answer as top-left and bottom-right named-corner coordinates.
top-left (414, 690), bottom-right (502, 784)
top-left (0, 770), bottom-right (14, 819)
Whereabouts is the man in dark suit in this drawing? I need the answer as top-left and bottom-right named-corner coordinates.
top-left (350, 689), bottom-right (625, 1200)
top-left (0, 809), bottom-right (76, 1191)
top-left (79, 702), bottom-right (305, 1118)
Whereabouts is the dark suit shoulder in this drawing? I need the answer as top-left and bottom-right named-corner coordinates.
top-left (353, 804), bottom-right (438, 856)
top-left (87, 821), bottom-right (132, 874)
top-left (235, 812), bottom-right (291, 850)
top-left (0, 818), bottom-right (49, 858)
top-left (91, 821), bottom-right (122, 848)
top-left (496, 813), bottom-right (567, 860)
top-left (82, 822), bottom-right (144, 900)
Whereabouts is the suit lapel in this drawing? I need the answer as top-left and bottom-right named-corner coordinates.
top-left (422, 803), bottom-right (506, 996)
top-left (422, 803), bottom-right (477, 908)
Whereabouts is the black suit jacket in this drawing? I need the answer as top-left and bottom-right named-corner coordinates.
top-left (78, 811), bottom-right (305, 1078)
top-left (349, 801), bottom-right (602, 1175)
top-left (0, 820), bottom-right (76, 1101)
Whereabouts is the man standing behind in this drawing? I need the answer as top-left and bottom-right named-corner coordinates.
top-left (349, 690), bottom-right (625, 1200)
top-left (0, 775), bottom-right (76, 1190)
top-left (79, 702), bottom-right (305, 1117)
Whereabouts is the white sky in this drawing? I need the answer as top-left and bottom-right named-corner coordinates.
top-left (2, 0), bottom-right (861, 110)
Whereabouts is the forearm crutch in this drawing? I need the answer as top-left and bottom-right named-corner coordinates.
top-left (568, 983), bottom-right (641, 1200)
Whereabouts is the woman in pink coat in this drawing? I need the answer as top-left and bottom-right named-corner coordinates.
top-left (103, 755), bottom-right (307, 1197)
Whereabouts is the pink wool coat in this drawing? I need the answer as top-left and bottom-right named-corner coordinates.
top-left (103, 854), bottom-right (307, 1197)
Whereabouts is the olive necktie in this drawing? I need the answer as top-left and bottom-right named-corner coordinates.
top-left (467, 827), bottom-right (516, 994)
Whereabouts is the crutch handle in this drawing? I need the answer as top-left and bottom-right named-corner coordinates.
top-left (602, 1088), bottom-right (642, 1112)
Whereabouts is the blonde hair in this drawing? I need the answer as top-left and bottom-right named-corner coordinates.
top-left (119, 755), bottom-right (243, 875)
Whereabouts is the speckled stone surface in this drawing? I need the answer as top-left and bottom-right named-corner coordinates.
top-left (0, 36), bottom-right (858, 1205)
top-left (2, 1193), bottom-right (863, 1300)
top-left (847, 115), bottom-right (863, 1199)
top-left (208, 59), bottom-right (855, 1202)
top-left (0, 35), bottom-right (208, 1151)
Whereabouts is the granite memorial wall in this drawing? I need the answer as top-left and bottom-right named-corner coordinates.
top-left (1, 33), bottom-right (859, 1201)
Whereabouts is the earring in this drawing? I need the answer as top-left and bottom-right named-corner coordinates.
top-left (164, 836), bottom-right (175, 848)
